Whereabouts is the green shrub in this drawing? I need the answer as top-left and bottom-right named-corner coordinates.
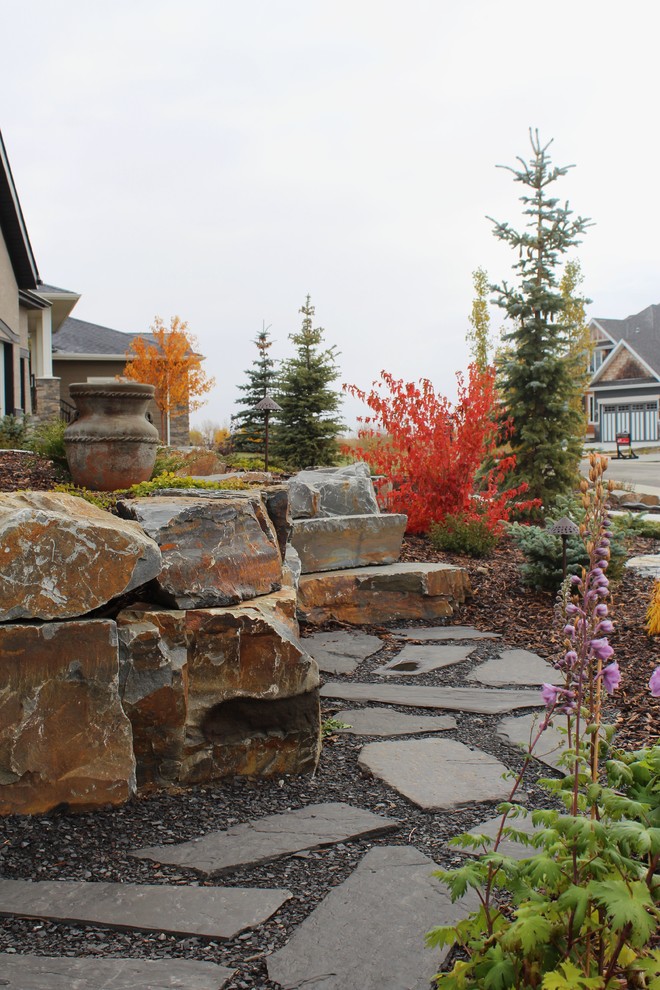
top-left (509, 493), bottom-right (626, 591)
top-left (224, 452), bottom-right (290, 473)
top-left (151, 447), bottom-right (187, 477)
top-left (27, 416), bottom-right (68, 467)
top-left (612, 511), bottom-right (660, 540)
top-left (429, 512), bottom-right (499, 557)
top-left (53, 483), bottom-right (119, 512)
top-left (0, 414), bottom-right (29, 449)
top-left (129, 472), bottom-right (251, 497)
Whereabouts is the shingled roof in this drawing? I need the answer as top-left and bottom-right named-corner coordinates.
top-left (592, 304), bottom-right (660, 376)
top-left (52, 317), bottom-right (155, 356)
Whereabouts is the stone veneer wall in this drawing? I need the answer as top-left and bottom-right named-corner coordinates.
top-left (32, 377), bottom-right (62, 421)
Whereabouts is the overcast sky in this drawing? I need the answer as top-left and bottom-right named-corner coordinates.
top-left (2, 1), bottom-right (659, 431)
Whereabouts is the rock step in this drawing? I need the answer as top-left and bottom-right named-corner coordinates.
top-left (321, 681), bottom-right (543, 714)
top-left (0, 954), bottom-right (234, 989)
top-left (290, 513), bottom-right (407, 573)
top-left (131, 802), bottom-right (400, 876)
top-left (297, 562), bottom-right (471, 626)
top-left (0, 878), bottom-right (290, 940)
top-left (302, 629), bottom-right (383, 674)
top-left (267, 845), bottom-right (477, 990)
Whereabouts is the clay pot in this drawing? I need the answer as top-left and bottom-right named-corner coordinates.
top-left (64, 382), bottom-right (160, 491)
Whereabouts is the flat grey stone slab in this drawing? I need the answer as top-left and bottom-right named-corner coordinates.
top-left (290, 513), bottom-right (407, 573)
top-left (304, 629), bottom-right (383, 674)
top-left (321, 681), bottom-right (544, 714)
top-left (626, 554), bottom-right (660, 577)
top-left (391, 624), bottom-right (500, 641)
top-left (378, 643), bottom-right (474, 676)
top-left (468, 649), bottom-right (562, 687)
top-left (0, 879), bottom-right (290, 939)
top-left (451, 814), bottom-right (541, 860)
top-left (267, 845), bottom-right (477, 990)
top-left (0, 954), bottom-right (233, 989)
top-left (358, 739), bottom-right (512, 809)
top-left (497, 713), bottom-right (567, 772)
top-left (334, 708), bottom-right (456, 736)
top-left (132, 803), bottom-right (399, 876)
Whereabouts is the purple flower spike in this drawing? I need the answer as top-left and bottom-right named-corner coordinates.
top-left (595, 604), bottom-right (608, 618)
top-left (598, 560), bottom-right (609, 570)
top-left (564, 625), bottom-right (575, 639)
top-left (590, 637), bottom-right (614, 662)
top-left (570, 575), bottom-right (582, 586)
top-left (541, 683), bottom-right (560, 706)
top-left (599, 661), bottom-right (621, 694)
top-left (564, 650), bottom-right (578, 665)
top-left (649, 667), bottom-right (660, 697)
top-left (596, 620), bottom-right (614, 635)
top-left (565, 603), bottom-right (579, 616)
top-left (591, 568), bottom-right (603, 579)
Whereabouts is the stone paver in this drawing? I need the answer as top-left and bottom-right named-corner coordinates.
top-left (132, 803), bottom-right (399, 876)
top-left (0, 954), bottom-right (233, 989)
top-left (467, 649), bottom-right (561, 687)
top-left (334, 708), bottom-right (456, 736)
top-left (267, 845), bottom-right (477, 990)
top-left (497, 713), bottom-right (567, 772)
top-left (378, 643), bottom-right (474, 676)
top-left (391, 624), bottom-right (500, 641)
top-left (303, 629), bottom-right (383, 674)
top-left (0, 879), bottom-right (291, 939)
top-left (358, 739), bottom-right (513, 810)
top-left (450, 814), bottom-right (541, 860)
top-left (626, 553), bottom-right (660, 577)
top-left (321, 681), bottom-right (543, 714)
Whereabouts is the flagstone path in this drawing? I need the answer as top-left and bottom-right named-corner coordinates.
top-left (2, 624), bottom-right (566, 990)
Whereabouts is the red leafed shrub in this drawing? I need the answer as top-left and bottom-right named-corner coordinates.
top-left (343, 365), bottom-right (536, 535)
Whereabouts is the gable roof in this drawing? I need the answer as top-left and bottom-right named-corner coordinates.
top-left (52, 317), bottom-right (155, 357)
top-left (0, 131), bottom-right (39, 289)
top-left (591, 337), bottom-right (660, 387)
top-left (591, 304), bottom-right (660, 376)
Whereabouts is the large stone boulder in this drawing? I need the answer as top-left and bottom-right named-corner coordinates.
top-left (297, 562), bottom-right (472, 626)
top-left (116, 494), bottom-right (283, 609)
top-left (288, 463), bottom-right (379, 519)
top-left (117, 599), bottom-right (320, 787)
top-left (290, 513), bottom-right (407, 573)
top-left (0, 620), bottom-right (136, 815)
top-left (0, 492), bottom-right (161, 622)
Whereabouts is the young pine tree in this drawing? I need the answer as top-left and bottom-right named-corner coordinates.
top-left (231, 323), bottom-right (279, 454)
top-left (273, 296), bottom-right (344, 469)
top-left (491, 130), bottom-right (592, 509)
top-left (558, 258), bottom-right (592, 430)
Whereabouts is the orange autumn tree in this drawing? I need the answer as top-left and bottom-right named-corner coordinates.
top-left (344, 364), bottom-right (534, 535)
top-left (122, 316), bottom-right (215, 443)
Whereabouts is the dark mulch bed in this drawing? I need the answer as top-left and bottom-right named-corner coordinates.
top-left (0, 449), bottom-right (65, 491)
top-left (401, 534), bottom-right (660, 752)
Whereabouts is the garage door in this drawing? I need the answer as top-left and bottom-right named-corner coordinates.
top-left (600, 401), bottom-right (658, 442)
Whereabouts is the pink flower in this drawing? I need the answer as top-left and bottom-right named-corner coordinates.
top-left (590, 638), bottom-right (614, 662)
top-left (541, 683), bottom-right (560, 706)
top-left (599, 662), bottom-right (621, 694)
top-left (649, 667), bottom-right (660, 697)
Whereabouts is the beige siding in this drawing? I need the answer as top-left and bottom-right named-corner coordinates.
top-left (0, 235), bottom-right (18, 332)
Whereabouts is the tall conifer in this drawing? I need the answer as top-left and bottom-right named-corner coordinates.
top-left (231, 323), bottom-right (279, 453)
top-left (273, 296), bottom-right (344, 469)
top-left (491, 130), bottom-right (592, 508)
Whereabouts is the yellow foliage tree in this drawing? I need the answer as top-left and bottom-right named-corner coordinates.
top-left (122, 316), bottom-right (215, 443)
top-left (647, 579), bottom-right (660, 636)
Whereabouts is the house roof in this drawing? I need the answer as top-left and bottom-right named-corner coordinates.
top-left (52, 317), bottom-right (155, 357)
top-left (591, 304), bottom-right (660, 376)
top-left (0, 131), bottom-right (40, 289)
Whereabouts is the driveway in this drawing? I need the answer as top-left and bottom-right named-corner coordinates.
top-left (582, 448), bottom-right (660, 495)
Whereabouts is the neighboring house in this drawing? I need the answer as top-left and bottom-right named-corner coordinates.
top-left (0, 130), bottom-right (191, 444)
top-left (586, 304), bottom-right (660, 442)
top-left (51, 316), bottom-right (190, 445)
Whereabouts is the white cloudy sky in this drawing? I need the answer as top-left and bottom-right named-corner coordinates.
top-left (2, 0), bottom-right (659, 430)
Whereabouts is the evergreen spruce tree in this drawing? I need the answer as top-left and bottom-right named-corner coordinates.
top-left (491, 130), bottom-right (592, 509)
top-left (273, 295), bottom-right (344, 469)
top-left (231, 323), bottom-right (279, 454)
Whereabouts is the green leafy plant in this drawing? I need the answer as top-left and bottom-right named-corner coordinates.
top-left (128, 472), bottom-right (251, 497)
top-left (224, 452), bottom-right (290, 473)
top-left (429, 512), bottom-right (499, 557)
top-left (27, 416), bottom-right (68, 467)
top-left (612, 511), bottom-right (660, 540)
top-left (427, 455), bottom-right (660, 989)
top-left (53, 483), bottom-right (120, 512)
top-left (321, 716), bottom-right (351, 738)
top-left (0, 414), bottom-right (29, 449)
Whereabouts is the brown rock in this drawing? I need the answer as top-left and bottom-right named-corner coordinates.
top-left (297, 562), bottom-right (471, 626)
top-left (116, 495), bottom-right (283, 608)
top-left (0, 620), bottom-right (135, 815)
top-left (0, 492), bottom-right (161, 622)
top-left (117, 602), bottom-right (320, 787)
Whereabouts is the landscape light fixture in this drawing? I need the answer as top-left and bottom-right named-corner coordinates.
top-left (548, 516), bottom-right (581, 580)
top-left (254, 395), bottom-right (282, 472)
